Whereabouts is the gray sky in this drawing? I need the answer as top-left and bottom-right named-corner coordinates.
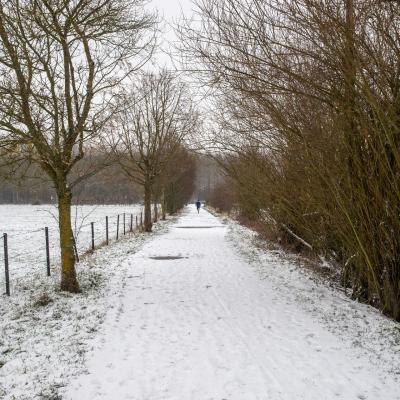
top-left (148, 0), bottom-right (194, 69)
top-left (150, 0), bottom-right (193, 19)
top-left (147, 0), bottom-right (210, 117)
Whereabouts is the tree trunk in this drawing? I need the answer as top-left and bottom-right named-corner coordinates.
top-left (153, 201), bottom-right (158, 223)
top-left (58, 186), bottom-right (80, 292)
top-left (161, 188), bottom-right (166, 220)
top-left (170, 182), bottom-right (176, 214)
top-left (144, 177), bottom-right (153, 232)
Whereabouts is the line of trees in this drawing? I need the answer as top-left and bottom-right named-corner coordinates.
top-left (0, 158), bottom-right (143, 204)
top-left (107, 70), bottom-right (198, 232)
top-left (180, 0), bottom-right (400, 320)
top-left (0, 0), bottom-right (197, 293)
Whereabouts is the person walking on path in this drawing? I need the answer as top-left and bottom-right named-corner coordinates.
top-left (196, 200), bottom-right (201, 213)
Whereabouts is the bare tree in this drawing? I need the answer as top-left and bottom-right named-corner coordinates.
top-left (0, 0), bottom-right (155, 292)
top-left (110, 71), bottom-right (197, 232)
top-left (162, 145), bottom-right (196, 215)
top-left (179, 0), bottom-right (400, 319)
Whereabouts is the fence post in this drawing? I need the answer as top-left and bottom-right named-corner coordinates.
top-left (106, 216), bottom-right (109, 245)
top-left (91, 222), bottom-right (95, 251)
top-left (136, 215), bottom-right (138, 229)
top-left (116, 214), bottom-right (120, 240)
top-left (123, 213), bottom-right (126, 235)
top-left (140, 212), bottom-right (143, 228)
top-left (45, 227), bottom-right (50, 276)
top-left (130, 214), bottom-right (133, 232)
top-left (3, 233), bottom-right (10, 296)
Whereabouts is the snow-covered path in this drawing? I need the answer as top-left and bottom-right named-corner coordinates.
top-left (65, 207), bottom-right (399, 400)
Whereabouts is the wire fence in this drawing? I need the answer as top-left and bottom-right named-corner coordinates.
top-left (1, 210), bottom-right (144, 296)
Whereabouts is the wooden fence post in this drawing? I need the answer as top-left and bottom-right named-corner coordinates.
top-left (130, 214), bottom-right (133, 232)
top-left (123, 213), bottom-right (126, 235)
top-left (91, 222), bottom-right (95, 251)
top-left (3, 233), bottom-right (10, 296)
top-left (116, 215), bottom-right (120, 240)
top-left (45, 227), bottom-right (50, 276)
top-left (106, 216), bottom-right (109, 245)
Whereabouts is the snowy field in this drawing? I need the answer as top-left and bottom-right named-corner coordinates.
top-left (0, 215), bottom-right (174, 400)
top-left (0, 204), bottom-right (143, 294)
top-left (0, 207), bottom-right (399, 399)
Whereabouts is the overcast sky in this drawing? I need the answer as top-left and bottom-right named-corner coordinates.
top-left (150, 0), bottom-right (192, 19)
top-left (148, 0), bottom-right (194, 68)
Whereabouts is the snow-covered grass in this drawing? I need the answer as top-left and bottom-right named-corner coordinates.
top-left (1, 207), bottom-right (399, 399)
top-left (0, 204), bottom-right (143, 295)
top-left (0, 215), bottom-right (174, 400)
top-left (63, 208), bottom-right (398, 399)
top-left (226, 217), bottom-right (400, 379)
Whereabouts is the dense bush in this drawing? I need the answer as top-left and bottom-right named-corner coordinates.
top-left (181, 0), bottom-right (400, 320)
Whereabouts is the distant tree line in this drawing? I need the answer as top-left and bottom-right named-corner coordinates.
top-left (0, 158), bottom-right (142, 204)
top-left (193, 156), bottom-right (223, 202)
top-left (181, 0), bottom-right (400, 320)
